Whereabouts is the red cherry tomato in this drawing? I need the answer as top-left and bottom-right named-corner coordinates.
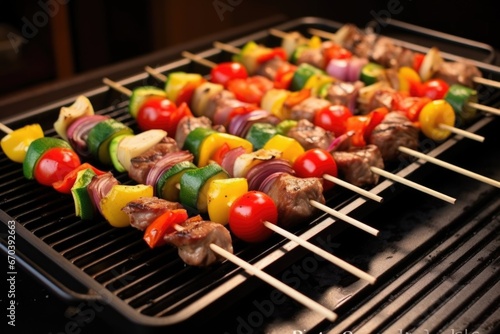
top-left (323, 43), bottom-right (352, 63)
top-left (314, 105), bottom-right (353, 137)
top-left (419, 79), bottom-right (449, 100)
top-left (274, 62), bottom-right (297, 89)
top-left (34, 147), bottom-right (81, 186)
top-left (256, 47), bottom-right (287, 64)
top-left (226, 76), bottom-right (274, 104)
top-left (210, 62), bottom-right (248, 87)
top-left (136, 97), bottom-right (180, 135)
top-left (364, 107), bottom-right (389, 141)
top-left (293, 148), bottom-right (338, 191)
top-left (229, 191), bottom-right (278, 243)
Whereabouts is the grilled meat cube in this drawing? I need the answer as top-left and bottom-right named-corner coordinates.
top-left (433, 60), bottom-right (482, 87)
top-left (296, 48), bottom-right (326, 69)
top-left (122, 197), bottom-right (184, 231)
top-left (332, 144), bottom-right (384, 187)
top-left (164, 219), bottom-right (233, 267)
top-left (266, 173), bottom-right (325, 228)
top-left (255, 57), bottom-right (286, 81)
top-left (370, 37), bottom-right (415, 68)
top-left (290, 97), bottom-right (331, 122)
top-left (175, 116), bottom-right (213, 148)
top-left (325, 81), bottom-right (364, 111)
top-left (128, 136), bottom-right (179, 184)
top-left (369, 112), bottom-right (419, 161)
top-left (287, 119), bottom-right (335, 150)
top-left (366, 88), bottom-right (396, 113)
top-left (338, 24), bottom-right (377, 59)
top-left (203, 89), bottom-right (237, 120)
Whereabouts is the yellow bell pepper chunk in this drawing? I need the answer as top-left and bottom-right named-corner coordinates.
top-left (1, 124), bottom-right (44, 163)
top-left (308, 35), bottom-right (322, 48)
top-left (198, 132), bottom-right (253, 167)
top-left (398, 66), bottom-right (421, 92)
top-left (263, 134), bottom-right (305, 164)
top-left (261, 89), bottom-right (290, 120)
top-left (419, 100), bottom-right (455, 142)
top-left (303, 74), bottom-right (334, 96)
top-left (100, 184), bottom-right (153, 227)
top-left (207, 178), bottom-right (248, 225)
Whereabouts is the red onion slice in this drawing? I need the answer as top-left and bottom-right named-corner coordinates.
top-left (247, 158), bottom-right (294, 191)
top-left (67, 115), bottom-right (110, 157)
top-left (346, 57), bottom-right (368, 83)
top-left (326, 59), bottom-right (349, 81)
top-left (145, 151), bottom-right (194, 190)
top-left (220, 146), bottom-right (247, 177)
top-left (258, 172), bottom-right (285, 194)
top-left (87, 172), bottom-right (120, 215)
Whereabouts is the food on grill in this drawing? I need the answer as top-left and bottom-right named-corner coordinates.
top-left (0, 123), bottom-right (44, 163)
top-left (292, 148), bottom-right (339, 190)
top-left (54, 95), bottom-right (94, 141)
top-left (286, 119), bottom-right (335, 150)
top-left (122, 196), bottom-right (184, 231)
top-left (22, 137), bottom-right (81, 185)
top-left (165, 215), bottom-right (234, 266)
top-left (228, 190), bottom-right (278, 243)
top-left (369, 111), bottom-right (420, 161)
top-left (332, 145), bottom-right (384, 187)
top-left (265, 172), bottom-right (325, 228)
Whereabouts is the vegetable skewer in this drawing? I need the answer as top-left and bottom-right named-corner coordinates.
top-left (163, 55), bottom-right (455, 203)
top-left (100, 79), bottom-right (382, 285)
top-left (305, 27), bottom-right (500, 91)
top-left (212, 40), bottom-right (485, 143)
top-left (146, 60), bottom-right (383, 203)
top-left (208, 40), bottom-right (499, 189)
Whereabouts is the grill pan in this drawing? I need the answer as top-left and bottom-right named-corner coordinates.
top-left (1, 17), bottom-right (499, 333)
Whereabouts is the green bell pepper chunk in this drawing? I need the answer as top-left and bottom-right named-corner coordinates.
top-left (245, 123), bottom-right (278, 150)
top-left (71, 168), bottom-right (97, 220)
top-left (182, 127), bottom-right (217, 165)
top-left (444, 84), bottom-right (478, 125)
top-left (290, 63), bottom-right (324, 91)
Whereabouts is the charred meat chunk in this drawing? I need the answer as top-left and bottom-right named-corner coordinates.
top-left (369, 112), bottom-right (419, 161)
top-left (325, 81), bottom-right (364, 111)
top-left (255, 57), bottom-right (287, 81)
top-left (287, 119), bottom-right (335, 150)
top-left (332, 144), bottom-right (384, 187)
top-left (122, 197), bottom-right (184, 231)
top-left (128, 136), bottom-right (179, 184)
top-left (164, 219), bottom-right (233, 267)
top-left (175, 116), bottom-right (213, 148)
top-left (433, 60), bottom-right (482, 88)
top-left (266, 173), bottom-right (325, 228)
top-left (290, 97), bottom-right (331, 122)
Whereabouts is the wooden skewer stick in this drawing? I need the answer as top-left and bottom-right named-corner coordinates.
top-left (370, 166), bottom-right (456, 204)
top-left (467, 102), bottom-right (500, 117)
top-left (209, 243), bottom-right (338, 321)
top-left (103, 77), bottom-right (132, 97)
top-left (213, 41), bottom-right (241, 55)
top-left (181, 51), bottom-right (217, 69)
top-left (438, 123), bottom-right (484, 142)
top-left (172, 224), bottom-right (337, 321)
top-left (144, 66), bottom-right (167, 82)
top-left (473, 76), bottom-right (500, 90)
top-left (309, 200), bottom-right (379, 236)
top-left (398, 146), bottom-right (500, 188)
top-left (263, 221), bottom-right (377, 284)
top-left (0, 123), bottom-right (13, 134)
top-left (145, 63), bottom-right (383, 203)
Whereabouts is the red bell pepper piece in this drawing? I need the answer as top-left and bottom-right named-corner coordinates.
top-left (52, 163), bottom-right (106, 194)
top-left (143, 209), bottom-right (189, 248)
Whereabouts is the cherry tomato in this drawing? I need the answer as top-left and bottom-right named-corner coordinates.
top-left (274, 62), bottom-right (297, 89)
top-left (419, 79), bottom-right (449, 100)
top-left (210, 62), bottom-right (248, 87)
top-left (226, 76), bottom-right (274, 104)
top-left (229, 191), bottom-right (278, 243)
top-left (314, 105), bottom-right (353, 137)
top-left (256, 47), bottom-right (287, 64)
top-left (293, 148), bottom-right (338, 191)
top-left (34, 147), bottom-right (81, 186)
top-left (136, 97), bottom-right (180, 135)
top-left (345, 115), bottom-right (370, 147)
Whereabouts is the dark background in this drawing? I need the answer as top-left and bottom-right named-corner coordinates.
top-left (0, 0), bottom-right (498, 106)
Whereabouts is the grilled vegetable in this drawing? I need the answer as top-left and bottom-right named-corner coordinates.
top-left (245, 123), bottom-right (277, 150)
top-left (418, 99), bottom-right (455, 141)
top-left (71, 168), bottom-right (97, 220)
top-left (54, 95), bottom-right (94, 140)
top-left (87, 119), bottom-right (133, 165)
top-left (165, 72), bottom-right (205, 104)
top-left (262, 134), bottom-right (304, 164)
top-left (53, 162), bottom-right (106, 194)
top-left (1, 123), bottom-right (44, 163)
top-left (207, 178), bottom-right (248, 225)
top-left (444, 84), bottom-right (478, 124)
top-left (179, 164), bottom-right (229, 213)
top-left (156, 161), bottom-right (197, 202)
top-left (198, 132), bottom-right (253, 167)
top-left (129, 86), bottom-right (167, 118)
top-left (100, 184), bottom-right (154, 227)
top-left (23, 137), bottom-right (73, 180)
top-left (143, 209), bottom-right (189, 248)
top-left (116, 129), bottom-right (167, 172)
